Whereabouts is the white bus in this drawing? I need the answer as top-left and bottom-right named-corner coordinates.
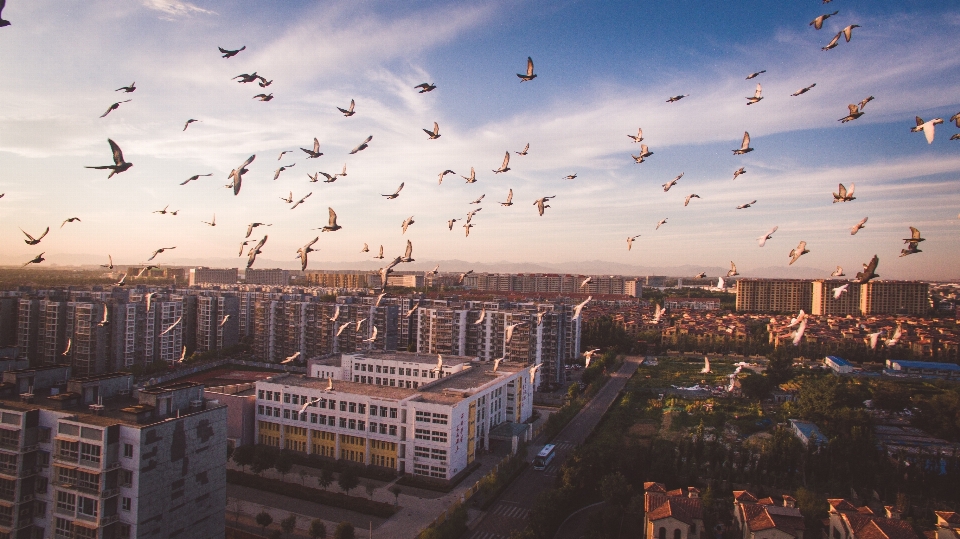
top-left (532, 443), bottom-right (557, 470)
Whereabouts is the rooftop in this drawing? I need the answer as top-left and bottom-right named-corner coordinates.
top-left (887, 360), bottom-right (960, 371)
top-left (262, 373), bottom-right (417, 401)
top-left (348, 351), bottom-right (476, 366)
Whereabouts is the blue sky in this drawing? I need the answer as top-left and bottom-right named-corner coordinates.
top-left (0, 0), bottom-right (958, 279)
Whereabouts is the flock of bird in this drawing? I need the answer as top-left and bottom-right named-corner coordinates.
top-left (2, 2), bottom-right (957, 316)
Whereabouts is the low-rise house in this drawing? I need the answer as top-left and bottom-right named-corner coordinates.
top-left (934, 511), bottom-right (960, 539)
top-left (644, 482), bottom-right (705, 539)
top-left (732, 491), bottom-right (805, 539)
top-left (827, 499), bottom-right (917, 539)
top-left (789, 419), bottom-right (827, 448)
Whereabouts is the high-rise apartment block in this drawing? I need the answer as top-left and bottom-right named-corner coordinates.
top-left (0, 368), bottom-right (226, 539)
top-left (463, 273), bottom-right (638, 296)
top-left (188, 267), bottom-right (238, 287)
top-left (736, 279), bottom-right (813, 313)
top-left (811, 280), bottom-right (861, 316)
top-left (859, 281), bottom-right (929, 315)
top-left (738, 279), bottom-right (930, 315)
top-left (244, 269), bottom-right (290, 286)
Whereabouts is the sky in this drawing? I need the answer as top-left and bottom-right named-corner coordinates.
top-left (0, 0), bottom-right (959, 280)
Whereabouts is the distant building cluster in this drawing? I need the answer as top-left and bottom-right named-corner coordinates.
top-left (461, 272), bottom-right (642, 297)
top-left (736, 279), bottom-right (930, 315)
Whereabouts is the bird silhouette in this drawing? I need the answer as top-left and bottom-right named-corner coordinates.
top-left (85, 139), bottom-right (133, 178)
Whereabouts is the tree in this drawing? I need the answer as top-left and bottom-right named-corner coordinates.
top-left (794, 488), bottom-right (827, 531)
top-left (740, 373), bottom-right (772, 400)
top-left (232, 444), bottom-right (255, 473)
top-left (388, 484), bottom-right (402, 507)
top-left (256, 511), bottom-right (274, 537)
top-left (275, 451), bottom-right (293, 481)
top-left (298, 468), bottom-right (308, 486)
top-left (252, 446), bottom-right (276, 476)
top-left (280, 514), bottom-right (297, 538)
top-left (600, 472), bottom-right (632, 511)
top-left (337, 468), bottom-right (359, 495)
top-left (333, 522), bottom-right (355, 539)
top-left (364, 482), bottom-right (376, 500)
top-left (269, 531), bottom-right (283, 539)
top-left (309, 519), bottom-right (327, 539)
top-left (318, 467), bottom-right (334, 490)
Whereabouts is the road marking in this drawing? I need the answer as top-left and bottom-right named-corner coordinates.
top-left (468, 532), bottom-right (507, 539)
top-left (492, 503), bottom-right (530, 520)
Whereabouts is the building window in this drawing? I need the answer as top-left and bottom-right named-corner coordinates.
top-left (273, 408), bottom-right (280, 418)
top-left (274, 392), bottom-right (280, 402)
top-left (349, 419), bottom-right (356, 430)
top-left (339, 418), bottom-right (347, 428)
top-left (122, 497), bottom-right (132, 511)
top-left (123, 443), bottom-right (133, 458)
top-left (380, 406), bottom-right (388, 417)
top-left (659, 528), bottom-right (667, 539)
top-left (389, 425), bottom-right (397, 436)
top-left (354, 375), bottom-right (359, 382)
top-left (348, 403), bottom-right (356, 413)
top-left (283, 410), bottom-right (290, 419)
top-left (266, 391), bottom-right (273, 401)
top-left (358, 404), bottom-right (366, 414)
top-left (369, 423), bottom-right (377, 432)
top-left (258, 390), bottom-right (265, 399)
top-left (257, 405), bottom-right (264, 415)
top-left (283, 393), bottom-right (290, 404)
top-left (328, 400), bottom-right (336, 409)
top-left (77, 496), bottom-right (98, 518)
top-left (389, 408), bottom-right (398, 419)
top-left (56, 491), bottom-right (76, 512)
top-left (119, 469), bottom-right (133, 487)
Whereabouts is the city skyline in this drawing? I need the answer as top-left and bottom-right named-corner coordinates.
top-left (1, 1), bottom-right (959, 279)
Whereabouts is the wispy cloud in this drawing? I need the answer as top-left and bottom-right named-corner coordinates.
top-left (142, 0), bottom-right (215, 18)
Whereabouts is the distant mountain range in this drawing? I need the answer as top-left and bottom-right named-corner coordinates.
top-left (13, 253), bottom-right (952, 281)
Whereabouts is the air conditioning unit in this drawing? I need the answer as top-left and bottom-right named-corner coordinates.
top-left (190, 400), bottom-right (203, 408)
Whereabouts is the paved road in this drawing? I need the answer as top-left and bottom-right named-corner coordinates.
top-left (464, 356), bottom-right (643, 539)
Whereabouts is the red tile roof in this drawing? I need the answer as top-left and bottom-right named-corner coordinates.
top-left (647, 492), bottom-right (704, 525)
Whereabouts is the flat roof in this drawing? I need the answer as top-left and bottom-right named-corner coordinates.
top-left (826, 356), bottom-right (853, 366)
top-left (262, 373), bottom-right (417, 401)
top-left (348, 351), bottom-right (475, 366)
top-left (889, 360), bottom-right (960, 371)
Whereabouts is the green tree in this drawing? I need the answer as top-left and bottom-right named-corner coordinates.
top-left (600, 472), bottom-right (632, 510)
top-left (232, 444), bottom-right (255, 473)
top-left (364, 482), bottom-right (376, 500)
top-left (318, 466), bottom-right (334, 490)
top-left (252, 445), bottom-right (276, 476)
top-left (740, 373), bottom-right (772, 400)
top-left (275, 451), bottom-right (293, 481)
top-left (388, 484), bottom-right (402, 507)
top-left (256, 511), bottom-right (274, 537)
top-left (794, 488), bottom-right (827, 531)
top-left (280, 514), bottom-right (297, 537)
top-left (309, 519), bottom-right (327, 539)
top-left (333, 521), bottom-right (355, 539)
top-left (337, 468), bottom-right (359, 495)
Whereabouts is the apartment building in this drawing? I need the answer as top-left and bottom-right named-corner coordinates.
top-left (244, 269), bottom-right (290, 287)
top-left (0, 369), bottom-right (227, 539)
top-left (462, 273), bottom-right (636, 296)
top-left (303, 271), bottom-right (372, 289)
top-left (188, 267), bottom-right (238, 287)
top-left (811, 280), bottom-right (861, 316)
top-left (736, 279), bottom-right (813, 313)
top-left (859, 281), bottom-right (929, 315)
top-left (255, 358), bottom-right (534, 483)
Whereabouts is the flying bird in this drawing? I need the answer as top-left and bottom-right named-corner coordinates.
top-left (500, 189), bottom-right (514, 206)
top-left (517, 57), bottom-right (537, 82)
top-left (183, 119), bottom-right (199, 131)
top-left (290, 192), bottom-right (312, 210)
top-left (277, 150), bottom-right (292, 161)
top-left (695, 272), bottom-right (706, 279)
top-left (831, 266), bottom-right (844, 277)
top-left (246, 235), bottom-right (267, 268)
top-left (903, 226), bottom-right (925, 244)
top-left (833, 183), bottom-right (856, 203)
top-left (252, 93), bottom-right (273, 101)
top-left (463, 223), bottom-right (474, 237)
top-left (736, 200), bottom-right (757, 209)
top-left (423, 122), bottom-right (441, 139)
top-left (233, 72), bottom-right (260, 83)
top-left (683, 194), bottom-right (700, 207)
top-left (469, 194), bottom-right (485, 205)
top-left (666, 95), bottom-right (688, 103)
top-left (22, 253), bottom-right (45, 267)
top-left (401, 216), bottom-right (415, 234)
top-left (757, 226), bottom-right (778, 247)
top-left (717, 277), bottom-right (725, 289)
top-left (20, 226), bottom-right (49, 246)
top-left (319, 208), bottom-right (342, 232)
top-left (810, 11), bottom-right (838, 29)
top-left (627, 128), bottom-right (643, 143)
top-left (447, 218), bottom-right (459, 230)
top-left (159, 316), bottom-right (182, 337)
top-left (282, 352), bottom-right (301, 365)
top-left (457, 270), bottom-right (474, 285)
top-left (466, 208), bottom-right (482, 222)
top-left (100, 255), bottom-right (114, 269)
top-left (745, 70), bottom-right (766, 80)
top-left (245, 222), bottom-right (271, 238)
top-left (318, 172), bottom-right (337, 183)
top-left (563, 173), bottom-right (578, 180)
top-left (219, 45), bottom-right (246, 58)
top-left (280, 192), bottom-right (293, 204)
top-left (822, 24), bottom-right (860, 50)
top-left (60, 217), bottom-right (80, 228)
top-left (337, 99), bottom-right (356, 117)
top-left (301, 138), bottom-right (323, 158)
top-left (627, 235), bottom-right (640, 251)
top-left (180, 173), bottom-right (212, 185)
top-left (382, 183), bottom-right (404, 199)
top-left (792, 319), bottom-right (808, 346)
top-left (727, 262), bottom-right (739, 277)
top-left (839, 96), bottom-right (873, 122)
top-left (296, 237), bottom-right (319, 271)
top-left (273, 163), bottom-right (295, 180)
top-left (360, 243), bottom-right (369, 253)
top-left (115, 82), bottom-right (136, 93)
top-left (655, 218), bottom-right (668, 230)
top-left (516, 143), bottom-right (530, 155)
top-left (791, 83), bottom-right (817, 96)
top-left (349, 135), bottom-right (373, 154)
top-left (850, 217), bottom-right (868, 235)
top-left (732, 167), bottom-right (746, 180)
top-left (257, 77), bottom-right (273, 88)
top-left (572, 296), bottom-right (592, 321)
top-left (504, 322), bottom-right (527, 344)
top-left (227, 154), bottom-right (256, 196)
top-left (438, 169), bottom-right (457, 184)
top-left (579, 277), bottom-right (592, 289)
top-left (493, 152), bottom-right (511, 174)
top-left (745, 83), bottom-right (763, 105)
top-left (100, 100), bottom-right (131, 118)
top-left (147, 246), bottom-right (176, 261)
top-left (910, 116), bottom-right (944, 144)
top-left (336, 322), bottom-right (353, 337)
top-left (401, 240), bottom-right (414, 263)
top-left (415, 83), bottom-right (436, 93)
top-left (533, 196), bottom-right (555, 216)
top-left (459, 168), bottom-right (476, 183)
top-left (474, 309), bottom-right (486, 325)
top-left (364, 326), bottom-right (379, 343)
top-left (832, 284), bottom-right (849, 299)
top-left (886, 325), bottom-right (903, 347)
top-left (733, 132), bottom-right (753, 154)
top-left (662, 173), bottom-right (683, 192)
top-left (374, 245), bottom-right (384, 259)
top-left (153, 205), bottom-right (174, 215)
top-left (201, 214), bottom-right (216, 226)
top-left (632, 145), bottom-right (653, 163)
top-left (85, 139), bottom-right (133, 178)
top-left (788, 241), bottom-right (810, 265)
